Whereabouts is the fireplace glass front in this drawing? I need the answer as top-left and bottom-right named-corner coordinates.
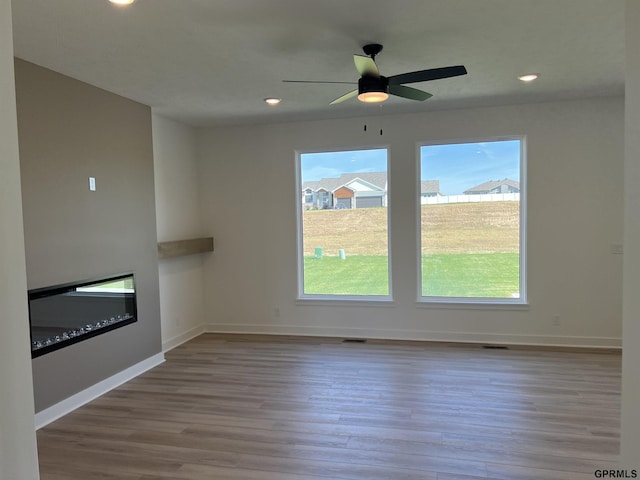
top-left (28, 273), bottom-right (137, 358)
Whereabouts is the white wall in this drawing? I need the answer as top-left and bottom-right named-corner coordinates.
top-left (0, 0), bottom-right (40, 477)
top-left (152, 114), bottom-right (207, 350)
top-left (621, 0), bottom-right (640, 466)
top-left (198, 97), bottom-right (624, 347)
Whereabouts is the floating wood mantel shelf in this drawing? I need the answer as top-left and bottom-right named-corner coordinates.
top-left (157, 237), bottom-right (214, 259)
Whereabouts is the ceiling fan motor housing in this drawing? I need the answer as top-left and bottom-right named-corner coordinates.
top-left (358, 75), bottom-right (389, 95)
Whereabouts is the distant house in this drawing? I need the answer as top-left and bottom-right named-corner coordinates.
top-left (302, 181), bottom-right (320, 205)
top-left (420, 180), bottom-right (443, 198)
top-left (302, 172), bottom-right (388, 209)
top-left (464, 178), bottom-right (520, 195)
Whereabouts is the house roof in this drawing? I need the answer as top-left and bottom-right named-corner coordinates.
top-left (302, 181), bottom-right (320, 192)
top-left (303, 172), bottom-right (387, 193)
top-left (305, 174), bottom-right (443, 195)
top-left (421, 180), bottom-right (441, 195)
top-left (463, 178), bottom-right (520, 194)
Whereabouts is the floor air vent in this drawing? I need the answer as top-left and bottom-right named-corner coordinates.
top-left (342, 338), bottom-right (367, 343)
top-left (482, 345), bottom-right (509, 350)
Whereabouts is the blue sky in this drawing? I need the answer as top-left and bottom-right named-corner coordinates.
top-left (301, 140), bottom-right (520, 195)
top-left (301, 149), bottom-right (387, 183)
top-left (421, 140), bottom-right (520, 195)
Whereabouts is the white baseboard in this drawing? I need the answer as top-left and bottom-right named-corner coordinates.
top-left (162, 324), bottom-right (205, 352)
top-left (35, 352), bottom-right (165, 430)
top-left (205, 323), bottom-right (622, 349)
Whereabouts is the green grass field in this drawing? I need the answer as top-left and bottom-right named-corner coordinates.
top-left (302, 202), bottom-right (520, 297)
top-left (421, 252), bottom-right (519, 297)
top-left (303, 256), bottom-right (389, 295)
top-left (303, 252), bottom-right (520, 297)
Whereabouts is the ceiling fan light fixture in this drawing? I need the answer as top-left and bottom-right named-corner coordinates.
top-left (357, 91), bottom-right (389, 103)
top-left (357, 75), bottom-right (389, 103)
top-left (109, 0), bottom-right (135, 4)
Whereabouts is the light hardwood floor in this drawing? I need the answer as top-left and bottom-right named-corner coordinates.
top-left (36, 334), bottom-right (621, 479)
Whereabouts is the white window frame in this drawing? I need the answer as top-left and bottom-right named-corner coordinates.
top-left (416, 136), bottom-right (527, 305)
top-left (296, 146), bottom-right (393, 302)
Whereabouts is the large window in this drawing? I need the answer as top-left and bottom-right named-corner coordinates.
top-left (297, 148), bottom-right (390, 298)
top-left (419, 138), bottom-right (525, 303)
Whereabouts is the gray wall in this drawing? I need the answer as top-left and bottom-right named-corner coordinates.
top-left (0, 2), bottom-right (40, 478)
top-left (14, 59), bottom-right (162, 412)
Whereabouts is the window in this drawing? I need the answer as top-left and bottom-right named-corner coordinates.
top-left (75, 276), bottom-right (135, 294)
top-left (297, 148), bottom-right (390, 299)
top-left (320, 191), bottom-right (329, 207)
top-left (419, 138), bottom-right (525, 303)
top-left (304, 189), bottom-right (314, 205)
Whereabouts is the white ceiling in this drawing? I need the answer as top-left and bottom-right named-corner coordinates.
top-left (11, 0), bottom-right (625, 126)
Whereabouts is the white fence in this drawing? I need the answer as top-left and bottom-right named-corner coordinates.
top-left (421, 193), bottom-right (520, 205)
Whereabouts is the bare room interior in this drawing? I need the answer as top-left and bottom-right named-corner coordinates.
top-left (1, 0), bottom-right (640, 479)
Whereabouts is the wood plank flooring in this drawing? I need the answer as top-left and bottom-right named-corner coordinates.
top-left (36, 334), bottom-right (621, 479)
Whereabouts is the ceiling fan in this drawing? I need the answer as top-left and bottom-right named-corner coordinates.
top-left (283, 43), bottom-right (467, 105)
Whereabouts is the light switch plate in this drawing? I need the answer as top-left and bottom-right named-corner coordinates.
top-left (611, 243), bottom-right (623, 254)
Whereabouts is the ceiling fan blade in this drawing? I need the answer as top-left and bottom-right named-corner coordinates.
top-left (354, 55), bottom-right (379, 77)
top-left (282, 80), bottom-right (356, 84)
top-left (388, 65), bottom-right (467, 85)
top-left (329, 89), bottom-right (358, 105)
top-left (389, 84), bottom-right (433, 101)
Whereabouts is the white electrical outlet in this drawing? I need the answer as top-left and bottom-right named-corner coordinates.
top-left (552, 314), bottom-right (561, 327)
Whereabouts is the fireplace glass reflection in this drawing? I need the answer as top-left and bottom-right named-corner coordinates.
top-left (28, 273), bottom-right (137, 358)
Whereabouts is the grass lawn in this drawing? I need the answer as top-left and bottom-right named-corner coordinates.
top-left (303, 253), bottom-right (519, 298)
top-left (303, 256), bottom-right (389, 295)
top-left (422, 252), bottom-right (520, 298)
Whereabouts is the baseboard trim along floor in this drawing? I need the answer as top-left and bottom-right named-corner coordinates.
top-left (34, 352), bottom-right (165, 429)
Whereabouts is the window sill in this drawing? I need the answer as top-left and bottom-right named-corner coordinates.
top-left (416, 299), bottom-right (529, 311)
top-left (296, 296), bottom-right (395, 308)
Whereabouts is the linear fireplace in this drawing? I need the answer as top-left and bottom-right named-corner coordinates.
top-left (28, 273), bottom-right (137, 358)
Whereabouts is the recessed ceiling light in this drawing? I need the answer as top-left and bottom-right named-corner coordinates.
top-left (109, 0), bottom-right (135, 5)
top-left (518, 73), bottom-right (539, 83)
top-left (264, 98), bottom-right (281, 106)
